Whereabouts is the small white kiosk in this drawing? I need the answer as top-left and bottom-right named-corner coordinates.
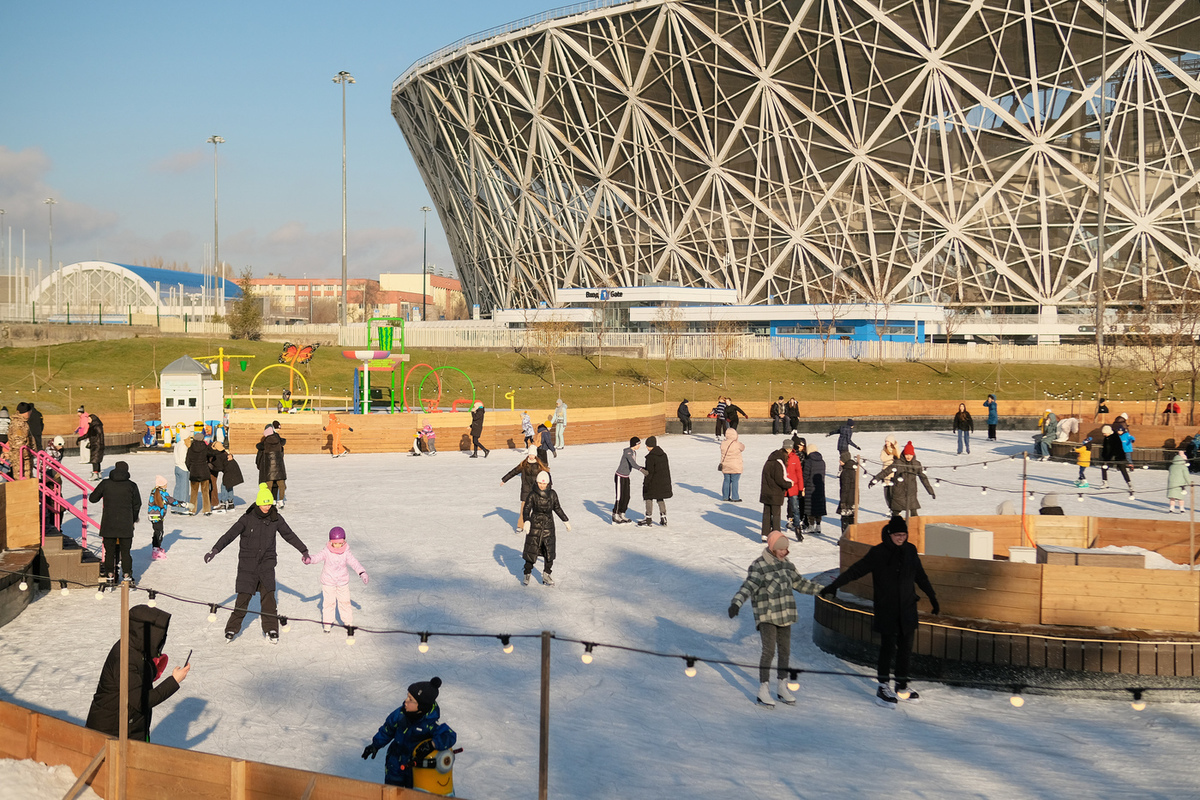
top-left (160, 356), bottom-right (224, 429)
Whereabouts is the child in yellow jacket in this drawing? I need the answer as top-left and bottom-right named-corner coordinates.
top-left (1074, 437), bottom-right (1093, 488)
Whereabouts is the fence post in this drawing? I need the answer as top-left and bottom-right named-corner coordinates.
top-left (99, 303), bottom-right (103, 325)
top-left (30, 301), bottom-right (35, 323)
top-left (539, 630), bottom-right (551, 800)
top-left (66, 302), bottom-right (70, 324)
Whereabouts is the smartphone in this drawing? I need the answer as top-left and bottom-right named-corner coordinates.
top-left (184, 649), bottom-right (192, 666)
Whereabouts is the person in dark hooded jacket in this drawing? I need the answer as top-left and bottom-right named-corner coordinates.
top-left (837, 450), bottom-right (857, 531)
top-left (677, 399), bottom-right (692, 434)
top-left (469, 401), bottom-right (490, 457)
top-left (216, 442), bottom-right (244, 511)
top-left (637, 436), bottom-right (672, 526)
top-left (363, 677), bottom-right (457, 789)
top-left (185, 432), bottom-right (214, 514)
top-left (870, 441), bottom-right (935, 518)
top-left (203, 483), bottom-right (309, 642)
top-left (85, 604), bottom-right (190, 741)
top-left (826, 418), bottom-right (861, 454)
top-left (256, 425), bottom-right (288, 506)
top-left (759, 440), bottom-right (792, 542)
top-left (801, 442), bottom-right (828, 535)
top-left (520, 470), bottom-right (570, 585)
top-left (77, 412), bottom-right (105, 480)
top-left (502, 446), bottom-right (551, 533)
top-left (26, 402), bottom-right (44, 452)
top-left (88, 460), bottom-right (141, 584)
top-left (820, 514), bottom-right (939, 706)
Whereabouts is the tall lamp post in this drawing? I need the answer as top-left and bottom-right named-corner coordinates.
top-left (207, 135), bottom-right (224, 318)
top-left (333, 70), bottom-right (355, 327)
top-left (421, 205), bottom-right (431, 322)
top-left (44, 198), bottom-right (57, 315)
top-left (1095, 0), bottom-right (1109, 351)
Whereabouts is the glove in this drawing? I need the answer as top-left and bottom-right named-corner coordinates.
top-left (522, 521), bottom-right (531, 533)
top-left (867, 481), bottom-right (876, 489)
top-left (727, 603), bottom-right (739, 618)
top-left (362, 744), bottom-right (379, 760)
top-left (301, 551), bottom-right (312, 565)
top-left (564, 521), bottom-right (572, 532)
top-left (203, 551), bottom-right (215, 564)
top-left (819, 585), bottom-right (836, 598)
top-left (930, 599), bottom-right (940, 615)
top-left (360, 572), bottom-right (369, 585)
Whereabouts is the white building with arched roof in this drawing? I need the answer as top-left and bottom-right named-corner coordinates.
top-left (29, 261), bottom-right (241, 321)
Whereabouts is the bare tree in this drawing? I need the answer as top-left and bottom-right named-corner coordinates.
top-left (655, 303), bottom-right (686, 403)
top-left (589, 302), bottom-right (610, 368)
top-left (529, 316), bottom-right (577, 389)
top-left (1169, 279), bottom-right (1200, 423)
top-left (941, 304), bottom-right (972, 374)
top-left (714, 320), bottom-right (742, 387)
top-left (866, 289), bottom-right (893, 367)
top-left (815, 272), bottom-right (849, 375)
top-left (1123, 293), bottom-right (1181, 418)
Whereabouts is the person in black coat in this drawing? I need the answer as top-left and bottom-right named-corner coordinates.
top-left (203, 483), bottom-right (309, 642)
top-left (837, 450), bottom-right (857, 532)
top-left (78, 412), bottom-right (105, 479)
top-left (26, 402), bottom-right (44, 451)
top-left (677, 399), bottom-right (692, 435)
top-left (256, 425), bottom-right (288, 506)
top-left (185, 432), bottom-right (214, 515)
top-left (85, 605), bottom-right (190, 741)
top-left (502, 446), bottom-right (551, 532)
top-left (520, 471), bottom-right (570, 585)
top-left (801, 443), bottom-right (828, 535)
top-left (216, 442), bottom-right (244, 511)
top-left (88, 460), bottom-right (141, 584)
top-left (820, 515), bottom-right (939, 705)
top-left (469, 401), bottom-right (490, 457)
top-left (770, 396), bottom-right (785, 434)
top-left (759, 441), bottom-right (792, 542)
top-left (1098, 424), bottom-right (1132, 490)
top-left (724, 401), bottom-right (748, 431)
top-left (637, 436), bottom-right (673, 527)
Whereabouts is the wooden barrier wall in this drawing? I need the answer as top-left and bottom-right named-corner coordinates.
top-left (839, 518), bottom-right (1200, 632)
top-left (3, 478), bottom-right (40, 549)
top-left (0, 699), bottom-right (426, 799)
top-left (226, 404), bottom-right (666, 455)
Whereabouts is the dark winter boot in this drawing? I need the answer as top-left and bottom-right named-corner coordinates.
top-left (636, 518), bottom-right (653, 527)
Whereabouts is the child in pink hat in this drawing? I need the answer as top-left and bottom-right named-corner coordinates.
top-left (306, 526), bottom-right (369, 632)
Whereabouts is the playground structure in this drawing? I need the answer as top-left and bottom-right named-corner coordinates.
top-left (343, 317), bottom-right (476, 414)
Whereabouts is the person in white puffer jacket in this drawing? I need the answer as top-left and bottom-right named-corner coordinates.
top-left (306, 526), bottom-right (368, 632)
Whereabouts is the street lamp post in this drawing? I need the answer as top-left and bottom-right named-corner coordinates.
top-left (207, 135), bottom-right (224, 319)
top-left (421, 205), bottom-right (431, 322)
top-left (44, 198), bottom-right (57, 315)
top-left (1095, 0), bottom-right (1109, 351)
top-left (333, 71), bottom-right (355, 327)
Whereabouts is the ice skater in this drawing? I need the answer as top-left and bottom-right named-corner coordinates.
top-left (469, 401), bottom-right (490, 458)
top-left (613, 437), bottom-right (646, 524)
top-left (324, 412), bottom-right (354, 457)
top-left (502, 446), bottom-right (551, 533)
top-left (520, 470), bottom-right (569, 585)
top-left (363, 677), bottom-right (457, 790)
top-left (306, 526), bottom-right (368, 631)
top-left (638, 436), bottom-right (672, 527)
top-left (147, 476), bottom-right (184, 560)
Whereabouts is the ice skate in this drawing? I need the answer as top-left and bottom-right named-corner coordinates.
top-left (659, 515), bottom-right (667, 527)
top-left (521, 573), bottom-right (530, 586)
top-left (542, 573), bottom-right (555, 586)
top-left (267, 631), bottom-right (279, 644)
top-left (756, 682), bottom-right (775, 707)
top-left (617, 514), bottom-right (632, 524)
top-left (225, 631), bottom-right (236, 642)
top-left (875, 683), bottom-right (898, 707)
top-left (776, 682), bottom-right (796, 706)
top-left (636, 518), bottom-right (653, 527)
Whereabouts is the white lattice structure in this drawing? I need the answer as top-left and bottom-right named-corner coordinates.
top-left (29, 261), bottom-right (240, 317)
top-left (393, 0), bottom-right (1200, 314)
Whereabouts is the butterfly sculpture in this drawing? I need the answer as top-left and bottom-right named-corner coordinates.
top-left (278, 342), bottom-right (320, 366)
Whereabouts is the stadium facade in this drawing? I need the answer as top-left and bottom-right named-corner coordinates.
top-left (392, 0), bottom-right (1200, 318)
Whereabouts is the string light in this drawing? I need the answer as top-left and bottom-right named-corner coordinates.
top-left (684, 657), bottom-right (697, 678)
top-left (346, 626), bottom-right (357, 646)
top-left (1010, 687), bottom-right (1025, 707)
top-left (981, 487), bottom-right (987, 495)
top-left (59, 580), bottom-right (69, 596)
top-left (500, 635), bottom-right (514, 654)
top-left (280, 616), bottom-right (290, 633)
top-left (1130, 689), bottom-right (1146, 711)
top-left (94, 585), bottom-right (105, 601)
top-left (786, 670), bottom-right (800, 692)
top-left (207, 604), bottom-right (218, 623)
top-left (147, 590), bottom-right (157, 608)
top-left (1077, 494), bottom-right (1085, 502)
top-left (581, 643), bottom-right (595, 664)
top-left (18, 580), bottom-right (28, 592)
top-left (418, 632), bottom-right (430, 653)
top-left (982, 463), bottom-right (988, 470)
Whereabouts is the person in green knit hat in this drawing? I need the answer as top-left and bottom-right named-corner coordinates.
top-left (203, 483), bottom-right (309, 643)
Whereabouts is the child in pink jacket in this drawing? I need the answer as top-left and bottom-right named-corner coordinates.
top-left (306, 526), bottom-right (368, 632)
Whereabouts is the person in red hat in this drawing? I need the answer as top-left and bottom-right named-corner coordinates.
top-left (870, 441), bottom-right (935, 518)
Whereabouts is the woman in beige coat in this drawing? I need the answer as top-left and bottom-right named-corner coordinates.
top-left (719, 427), bottom-right (746, 502)
top-left (880, 435), bottom-right (901, 510)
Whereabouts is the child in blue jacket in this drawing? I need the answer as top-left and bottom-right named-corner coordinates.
top-left (148, 476), bottom-right (184, 560)
top-left (363, 676), bottom-right (457, 789)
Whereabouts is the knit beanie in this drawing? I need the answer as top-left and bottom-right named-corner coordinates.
top-left (155, 475), bottom-right (168, 487)
top-left (629, 436), bottom-right (641, 447)
top-left (782, 439), bottom-right (793, 450)
top-left (882, 514), bottom-right (908, 539)
top-left (646, 436), bottom-right (657, 447)
top-left (536, 470), bottom-right (550, 485)
top-left (526, 445), bottom-right (538, 458)
top-left (408, 677), bottom-right (442, 715)
top-left (329, 526), bottom-right (346, 540)
top-left (255, 483), bottom-right (275, 506)
top-left (766, 530), bottom-right (788, 554)
top-left (902, 441), bottom-right (915, 458)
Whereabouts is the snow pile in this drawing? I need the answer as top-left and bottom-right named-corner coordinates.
top-left (0, 759), bottom-right (102, 800)
top-left (1, 429), bottom-right (1197, 798)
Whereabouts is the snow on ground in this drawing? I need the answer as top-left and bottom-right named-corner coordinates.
top-left (2, 428), bottom-right (1198, 799)
top-left (0, 759), bottom-right (102, 800)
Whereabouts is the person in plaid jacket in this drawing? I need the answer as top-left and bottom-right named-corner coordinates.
top-left (728, 530), bottom-right (823, 708)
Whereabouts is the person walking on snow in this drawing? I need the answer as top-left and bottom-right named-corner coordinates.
top-left (213, 441), bottom-right (242, 511)
top-left (982, 394), bottom-right (999, 440)
top-left (759, 440), bottom-right (793, 543)
top-left (185, 431), bottom-right (214, 515)
top-left (871, 441), bottom-right (935, 518)
top-left (363, 677), bottom-right (457, 790)
top-left (203, 483), bottom-right (310, 643)
top-left (728, 530), bottom-right (823, 707)
top-left (837, 451), bottom-right (857, 531)
top-left (520, 470), bottom-right (570, 585)
top-left (953, 403), bottom-right (974, 455)
top-left (306, 526), bottom-right (368, 631)
top-left (826, 418), bottom-right (861, 454)
top-left (1099, 424), bottom-right (1133, 491)
top-left (502, 446), bottom-right (551, 533)
top-left (770, 396), bottom-right (786, 435)
top-left (469, 401), bottom-right (490, 458)
top-left (820, 514), bottom-right (939, 707)
top-left (147, 476), bottom-right (184, 560)
top-left (718, 427), bottom-right (746, 502)
top-left (553, 399), bottom-right (568, 449)
top-left (638, 436), bottom-right (673, 526)
top-left (613, 437), bottom-right (647, 524)
top-left (172, 434), bottom-right (189, 509)
top-left (89, 460), bottom-right (141, 585)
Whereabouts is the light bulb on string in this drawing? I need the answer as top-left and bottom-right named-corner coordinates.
top-left (1130, 689), bottom-right (1146, 711)
top-left (59, 581), bottom-right (69, 597)
top-left (500, 635), bottom-right (514, 654)
top-left (207, 604), bottom-right (218, 623)
top-left (279, 616), bottom-right (289, 633)
top-left (786, 670), bottom-right (800, 692)
top-left (1077, 494), bottom-right (1085, 502)
top-left (147, 591), bottom-right (157, 608)
top-left (581, 643), bottom-right (594, 664)
top-left (1010, 687), bottom-right (1025, 708)
top-left (94, 585), bottom-right (104, 601)
top-left (418, 632), bottom-right (430, 653)
top-left (18, 580), bottom-right (28, 592)
top-left (981, 487), bottom-right (987, 495)
top-left (684, 657), bottom-right (698, 678)
top-left (934, 478), bottom-right (941, 487)
top-left (982, 463), bottom-right (988, 470)
top-left (346, 626), bottom-right (357, 646)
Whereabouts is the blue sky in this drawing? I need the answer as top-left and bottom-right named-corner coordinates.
top-left (0, 0), bottom-right (559, 280)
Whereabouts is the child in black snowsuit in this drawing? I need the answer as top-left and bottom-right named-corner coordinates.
top-left (837, 450), bottom-right (857, 531)
top-left (521, 471), bottom-right (569, 585)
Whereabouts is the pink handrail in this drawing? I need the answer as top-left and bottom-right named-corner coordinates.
top-left (36, 449), bottom-right (100, 551)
